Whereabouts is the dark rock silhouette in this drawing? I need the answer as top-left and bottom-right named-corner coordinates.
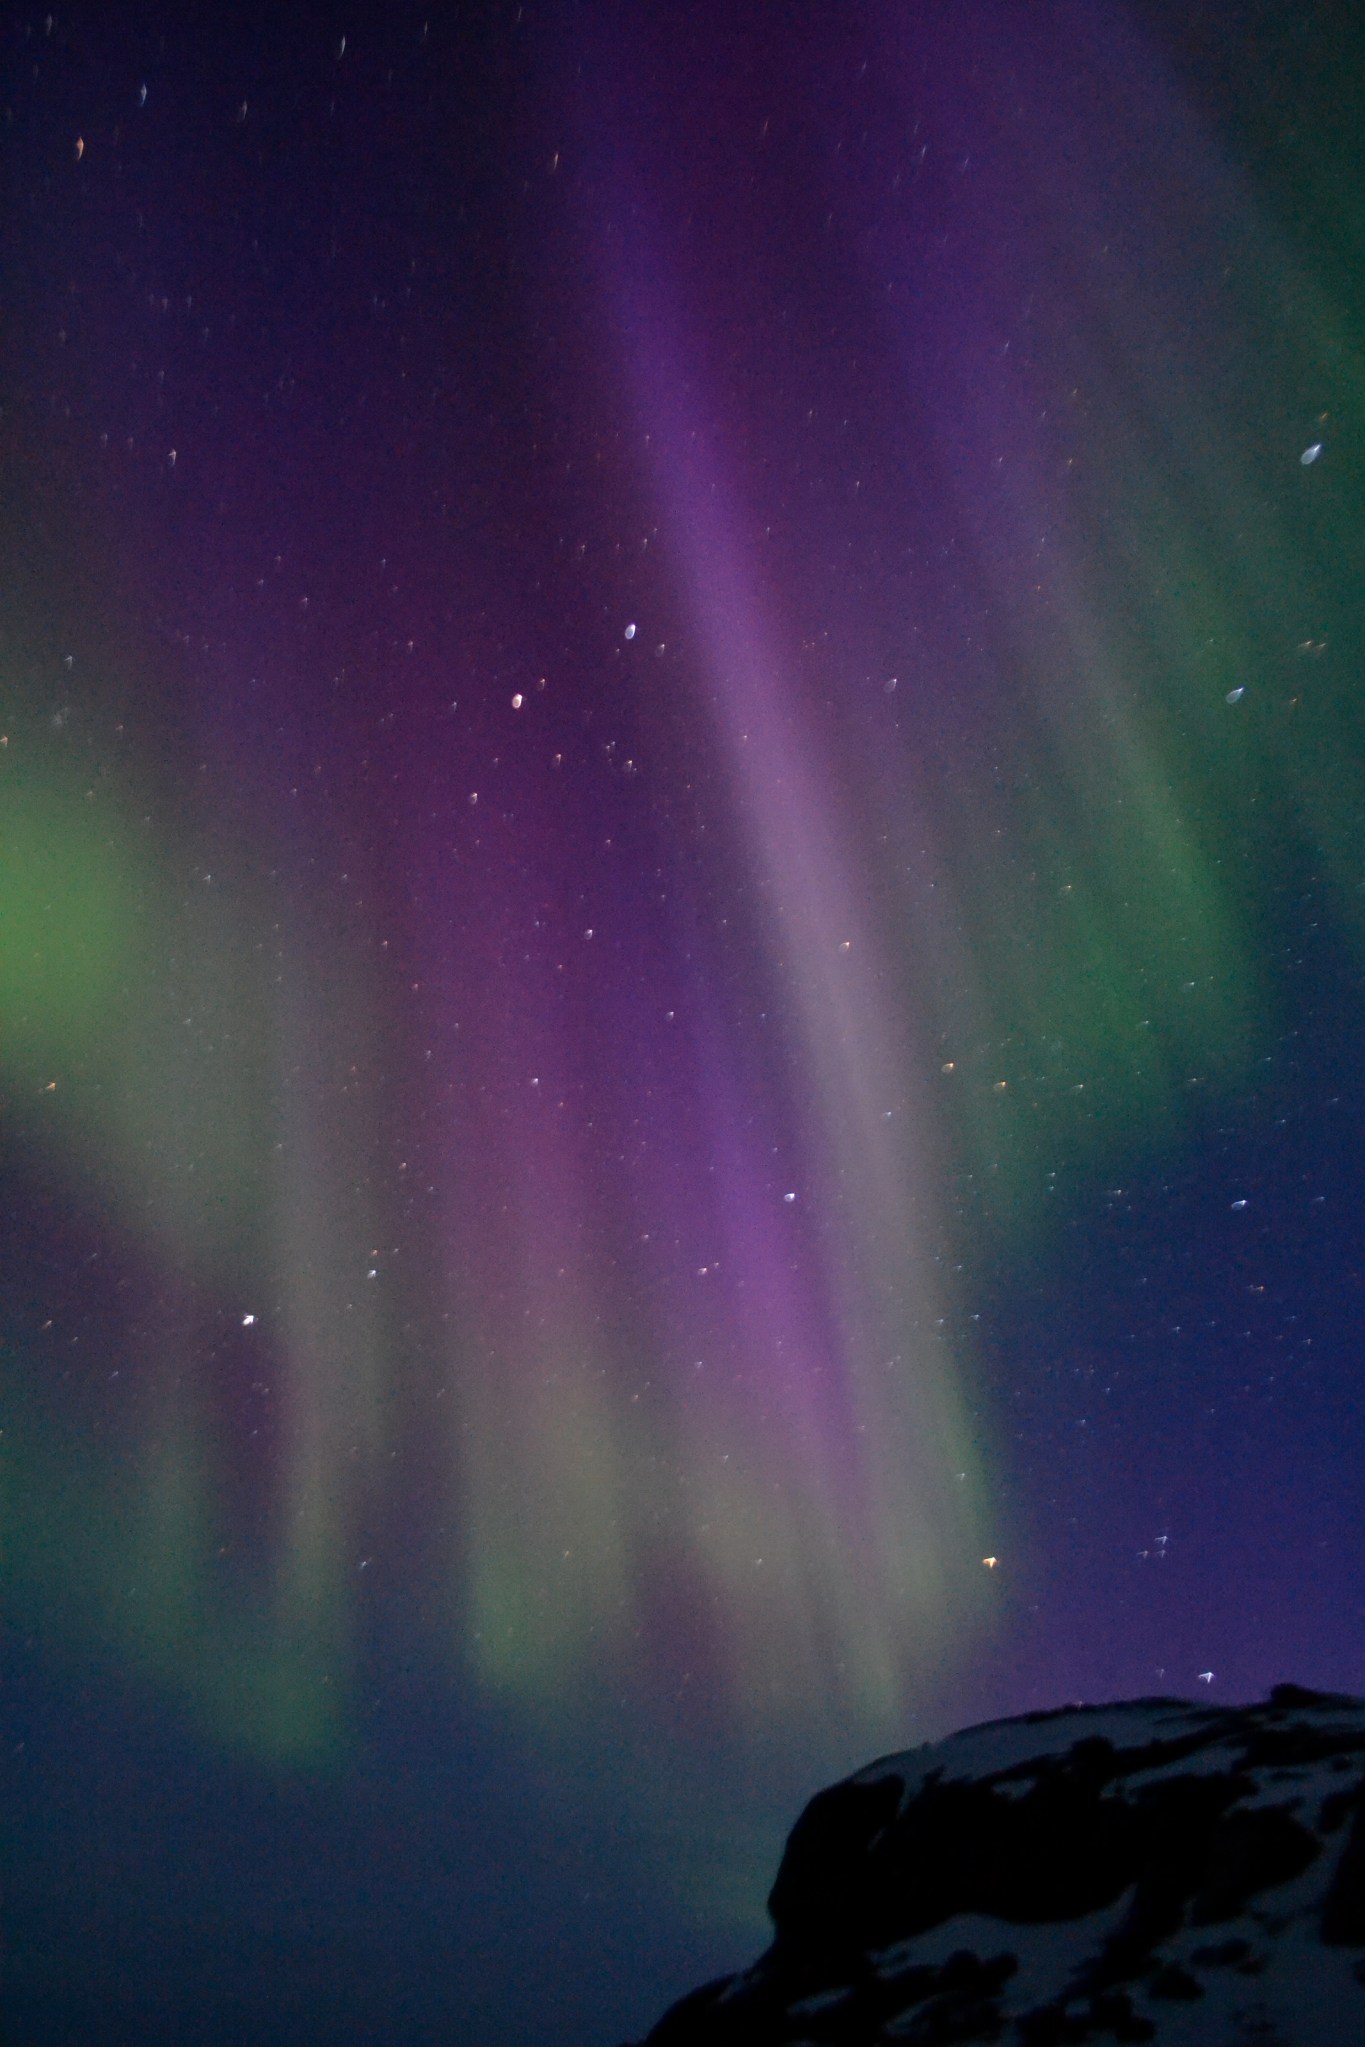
top-left (631, 1684), bottom-right (1365, 2044)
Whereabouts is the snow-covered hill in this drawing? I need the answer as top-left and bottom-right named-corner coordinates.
top-left (631, 1684), bottom-right (1365, 2044)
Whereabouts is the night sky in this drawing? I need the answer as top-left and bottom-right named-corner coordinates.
top-left (4, 3), bottom-right (1365, 2042)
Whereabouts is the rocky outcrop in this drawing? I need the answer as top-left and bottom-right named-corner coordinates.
top-left (632, 1684), bottom-right (1365, 2044)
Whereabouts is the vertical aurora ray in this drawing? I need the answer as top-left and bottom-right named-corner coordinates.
top-left (0, 617), bottom-right (399, 1758)
top-left (445, 0), bottom-right (1365, 1755)
top-left (609, 270), bottom-right (989, 1726)
top-left (424, 714), bottom-right (992, 1741)
top-left (402, 268), bottom-right (996, 1739)
top-left (818, 0), bottom-right (1276, 1189)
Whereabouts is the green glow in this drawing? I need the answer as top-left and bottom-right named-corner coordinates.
top-left (0, 760), bottom-right (148, 1065)
top-left (0, 1348), bottom-right (347, 1767)
top-left (1, 728), bottom-right (386, 1767)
